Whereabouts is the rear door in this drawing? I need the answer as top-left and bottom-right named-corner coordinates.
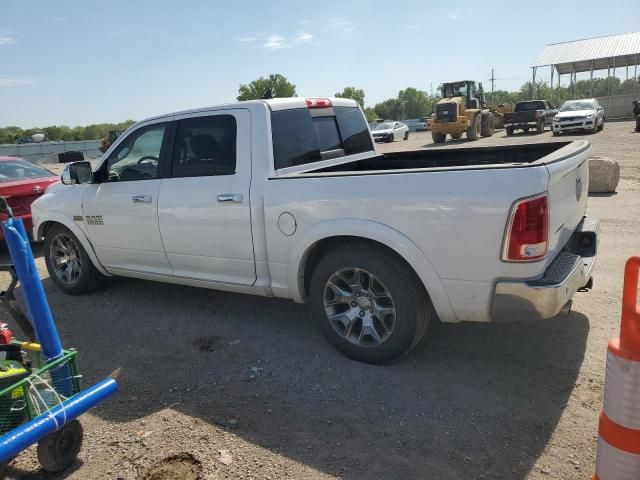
top-left (157, 109), bottom-right (255, 285)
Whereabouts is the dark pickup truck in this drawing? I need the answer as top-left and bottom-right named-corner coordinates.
top-left (504, 100), bottom-right (557, 136)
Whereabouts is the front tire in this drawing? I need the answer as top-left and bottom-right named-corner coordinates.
top-left (404, 131), bottom-right (409, 140)
top-left (44, 224), bottom-right (106, 295)
top-left (309, 244), bottom-right (431, 364)
top-left (506, 126), bottom-right (514, 136)
top-left (37, 420), bottom-right (83, 472)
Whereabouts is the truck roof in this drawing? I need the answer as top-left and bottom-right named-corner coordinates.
top-left (140, 97), bottom-right (360, 123)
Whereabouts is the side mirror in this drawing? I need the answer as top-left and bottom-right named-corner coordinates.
top-left (62, 161), bottom-right (94, 185)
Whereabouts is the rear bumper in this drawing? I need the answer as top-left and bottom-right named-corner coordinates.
top-left (492, 217), bottom-right (599, 321)
top-left (431, 118), bottom-right (469, 134)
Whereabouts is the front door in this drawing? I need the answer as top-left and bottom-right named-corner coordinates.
top-left (82, 121), bottom-right (172, 275)
top-left (157, 109), bottom-right (256, 285)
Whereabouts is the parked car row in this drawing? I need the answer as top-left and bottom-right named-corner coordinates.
top-left (497, 98), bottom-right (605, 137)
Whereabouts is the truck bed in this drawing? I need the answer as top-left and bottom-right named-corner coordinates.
top-left (303, 141), bottom-right (580, 175)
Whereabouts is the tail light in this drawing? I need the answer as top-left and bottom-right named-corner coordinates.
top-left (306, 98), bottom-right (332, 108)
top-left (503, 193), bottom-right (548, 262)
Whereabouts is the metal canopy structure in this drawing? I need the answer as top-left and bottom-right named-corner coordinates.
top-left (530, 32), bottom-right (640, 101)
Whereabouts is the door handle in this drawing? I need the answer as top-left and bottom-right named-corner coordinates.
top-left (132, 195), bottom-right (152, 203)
top-left (217, 194), bottom-right (243, 203)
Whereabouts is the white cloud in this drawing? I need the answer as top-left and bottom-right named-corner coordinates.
top-left (405, 24), bottom-right (419, 30)
top-left (262, 34), bottom-right (289, 50)
top-left (448, 13), bottom-right (460, 19)
top-left (295, 31), bottom-right (313, 44)
top-left (0, 34), bottom-right (13, 46)
top-left (0, 75), bottom-right (36, 87)
top-left (325, 18), bottom-right (354, 34)
top-left (237, 36), bottom-right (256, 43)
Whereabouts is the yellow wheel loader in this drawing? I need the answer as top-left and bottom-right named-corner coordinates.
top-left (430, 80), bottom-right (494, 143)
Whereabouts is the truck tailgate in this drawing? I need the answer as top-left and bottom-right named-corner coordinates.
top-left (542, 140), bottom-right (591, 264)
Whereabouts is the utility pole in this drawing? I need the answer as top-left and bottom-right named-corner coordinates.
top-left (490, 68), bottom-right (496, 105)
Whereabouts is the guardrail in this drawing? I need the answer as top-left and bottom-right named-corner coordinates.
top-left (0, 140), bottom-right (102, 163)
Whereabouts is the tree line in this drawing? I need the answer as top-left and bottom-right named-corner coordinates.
top-left (3, 73), bottom-right (638, 144)
top-left (0, 120), bottom-right (136, 146)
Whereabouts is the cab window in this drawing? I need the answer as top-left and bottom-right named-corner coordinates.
top-left (106, 123), bottom-right (167, 182)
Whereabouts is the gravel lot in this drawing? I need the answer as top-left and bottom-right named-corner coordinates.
top-left (1, 121), bottom-right (638, 480)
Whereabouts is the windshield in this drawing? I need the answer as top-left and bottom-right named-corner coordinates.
top-left (560, 101), bottom-right (594, 112)
top-left (442, 83), bottom-right (469, 97)
top-left (0, 159), bottom-right (56, 183)
top-left (374, 123), bottom-right (394, 130)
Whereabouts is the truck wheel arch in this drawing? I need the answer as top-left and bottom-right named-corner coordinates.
top-left (36, 215), bottom-right (110, 277)
top-left (290, 219), bottom-right (457, 323)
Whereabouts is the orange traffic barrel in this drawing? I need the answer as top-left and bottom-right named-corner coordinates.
top-left (593, 256), bottom-right (640, 480)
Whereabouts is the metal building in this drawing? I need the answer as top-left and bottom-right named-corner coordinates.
top-left (531, 32), bottom-right (640, 117)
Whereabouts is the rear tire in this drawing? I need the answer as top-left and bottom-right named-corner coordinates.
top-left (466, 114), bottom-right (481, 141)
top-left (536, 118), bottom-right (544, 134)
top-left (44, 224), bottom-right (106, 295)
top-left (481, 112), bottom-right (494, 137)
top-left (451, 133), bottom-right (461, 140)
top-left (431, 130), bottom-right (446, 143)
top-left (506, 125), bottom-right (514, 136)
top-left (552, 131), bottom-right (560, 136)
top-left (309, 244), bottom-right (431, 364)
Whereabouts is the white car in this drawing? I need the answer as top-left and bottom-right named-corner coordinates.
top-left (552, 98), bottom-right (605, 135)
top-left (32, 97), bottom-right (598, 364)
top-left (371, 121), bottom-right (409, 142)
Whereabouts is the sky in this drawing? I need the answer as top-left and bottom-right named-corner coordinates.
top-left (1, 0), bottom-right (639, 128)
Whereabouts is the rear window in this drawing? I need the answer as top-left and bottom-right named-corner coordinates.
top-left (271, 106), bottom-right (373, 170)
top-left (515, 101), bottom-right (546, 112)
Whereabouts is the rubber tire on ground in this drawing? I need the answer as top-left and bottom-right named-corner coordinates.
top-left (44, 224), bottom-right (106, 295)
top-left (506, 126), bottom-right (514, 136)
top-left (386, 134), bottom-right (394, 143)
top-left (590, 121), bottom-right (598, 134)
top-left (431, 130), bottom-right (446, 143)
top-left (523, 127), bottom-right (530, 133)
top-left (552, 131), bottom-right (560, 136)
top-left (466, 114), bottom-right (481, 141)
top-left (309, 244), bottom-right (432, 364)
top-left (451, 133), bottom-right (461, 140)
top-left (37, 420), bottom-right (83, 473)
top-left (404, 131), bottom-right (409, 140)
top-left (598, 119), bottom-right (604, 131)
top-left (480, 112), bottom-right (494, 137)
top-left (536, 118), bottom-right (544, 134)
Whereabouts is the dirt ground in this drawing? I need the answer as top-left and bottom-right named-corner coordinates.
top-left (1, 121), bottom-right (638, 480)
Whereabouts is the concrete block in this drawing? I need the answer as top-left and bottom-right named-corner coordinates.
top-left (589, 157), bottom-right (620, 193)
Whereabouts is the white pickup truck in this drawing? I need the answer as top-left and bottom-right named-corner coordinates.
top-left (31, 97), bottom-right (599, 364)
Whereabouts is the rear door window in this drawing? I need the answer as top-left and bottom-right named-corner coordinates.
top-left (271, 106), bottom-right (373, 170)
top-left (171, 115), bottom-right (237, 177)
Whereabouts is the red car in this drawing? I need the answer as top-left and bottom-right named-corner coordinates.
top-left (0, 156), bottom-right (59, 239)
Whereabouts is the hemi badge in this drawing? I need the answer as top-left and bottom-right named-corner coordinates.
top-left (73, 216), bottom-right (84, 222)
